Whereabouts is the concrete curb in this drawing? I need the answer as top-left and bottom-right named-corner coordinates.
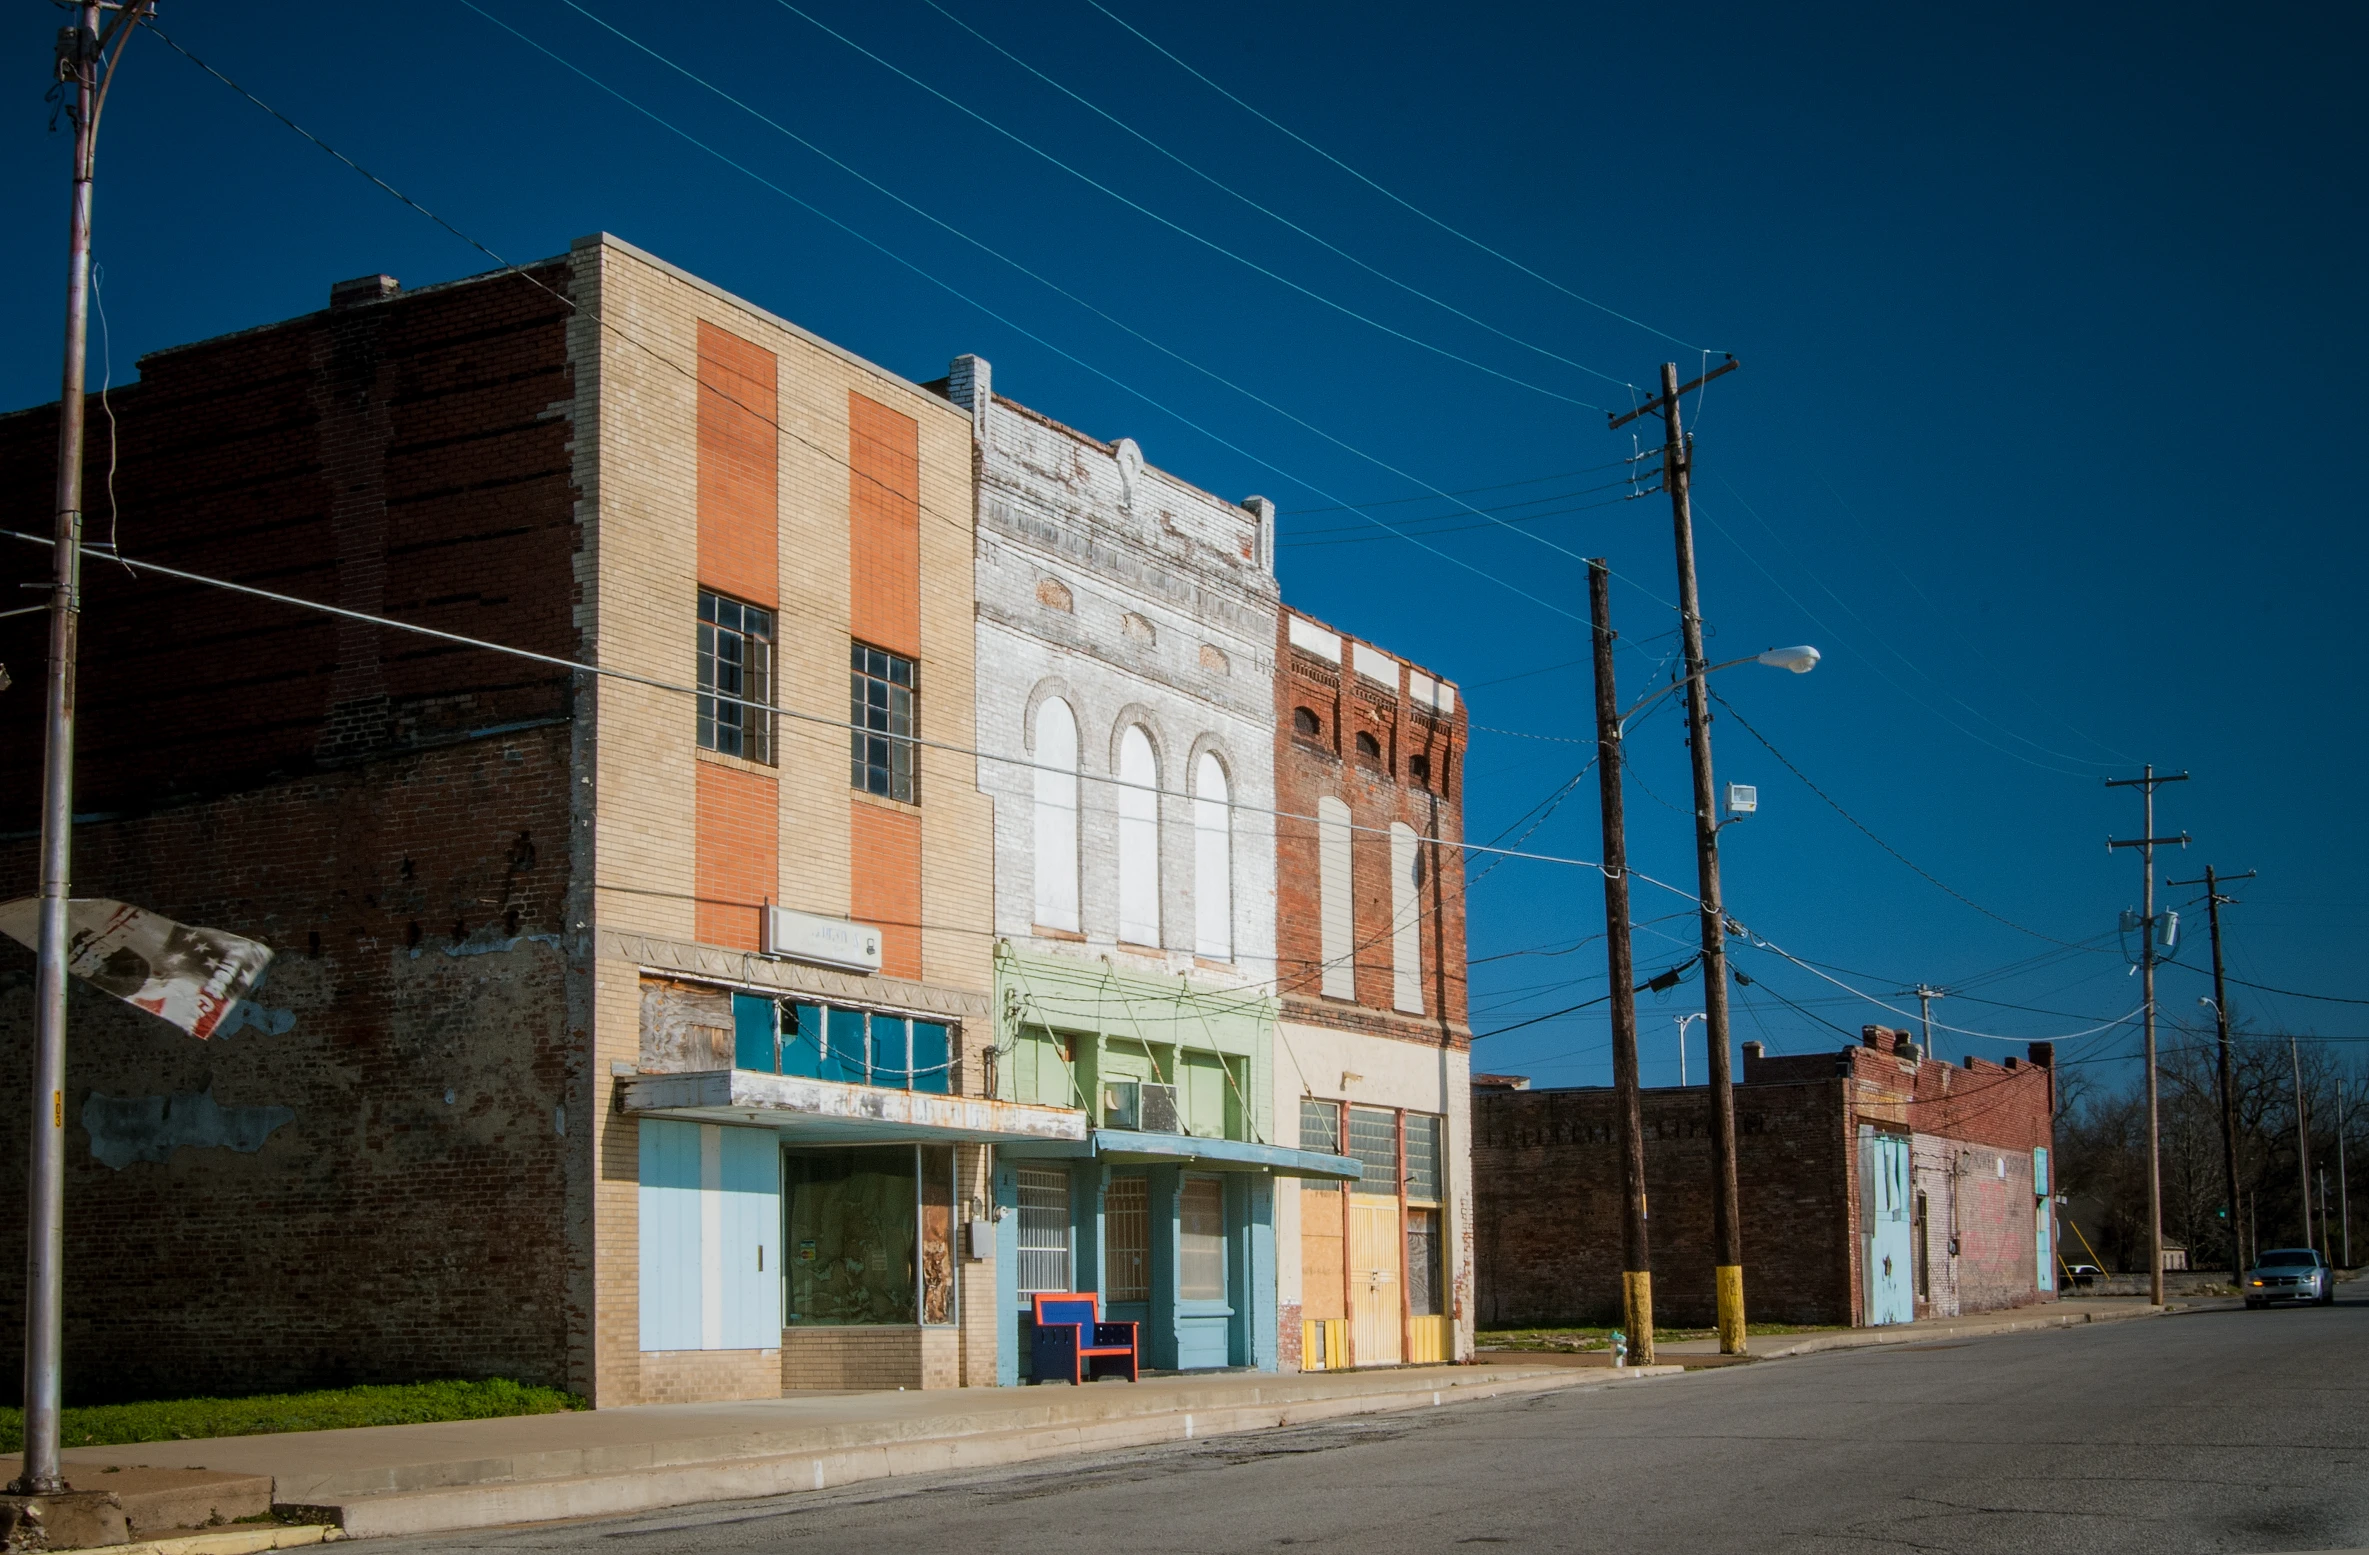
top-left (293, 1369), bottom-right (1657, 1538)
top-left (1754, 1302), bottom-right (2171, 1360)
top-left (61, 1526), bottom-right (342, 1555)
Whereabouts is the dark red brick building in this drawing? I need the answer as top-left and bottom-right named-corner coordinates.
top-left (1474, 1027), bottom-right (2058, 1329)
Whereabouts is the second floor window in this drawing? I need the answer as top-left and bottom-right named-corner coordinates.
top-left (852, 642), bottom-right (918, 802)
top-left (697, 591), bottom-right (773, 763)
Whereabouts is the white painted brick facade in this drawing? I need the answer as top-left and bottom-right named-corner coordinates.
top-left (958, 361), bottom-right (1280, 993)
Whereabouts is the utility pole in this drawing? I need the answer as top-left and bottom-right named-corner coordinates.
top-left (17, 0), bottom-right (150, 1498)
top-left (1611, 355), bottom-right (1748, 1354)
top-left (2170, 866), bottom-right (2250, 1286)
top-left (2291, 1038), bottom-right (2314, 1254)
top-left (1907, 985), bottom-right (1946, 1062)
top-left (2106, 766), bottom-right (2188, 1308)
top-left (1587, 559), bottom-right (1653, 1366)
top-left (2338, 1078), bottom-right (2350, 1268)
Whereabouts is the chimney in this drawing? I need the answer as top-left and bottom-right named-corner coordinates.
top-left (1244, 494), bottom-right (1278, 573)
top-left (330, 274), bottom-right (400, 308)
top-left (2027, 1042), bottom-right (2055, 1069)
top-left (1741, 1040), bottom-right (1764, 1065)
top-left (946, 354), bottom-right (991, 438)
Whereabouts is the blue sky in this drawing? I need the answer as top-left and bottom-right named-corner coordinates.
top-left (5, 1), bottom-right (2362, 1089)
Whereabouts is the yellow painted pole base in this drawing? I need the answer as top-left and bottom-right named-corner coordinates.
top-left (1623, 1270), bottom-right (1654, 1365)
top-left (1715, 1264), bottom-right (1747, 1354)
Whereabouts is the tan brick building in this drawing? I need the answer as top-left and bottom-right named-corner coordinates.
top-left (0, 235), bottom-right (1076, 1406)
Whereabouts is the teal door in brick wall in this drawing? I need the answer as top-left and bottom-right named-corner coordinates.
top-left (1861, 1130), bottom-right (1913, 1326)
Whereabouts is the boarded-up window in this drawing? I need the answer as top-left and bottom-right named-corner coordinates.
top-left (1179, 1176), bottom-right (1226, 1300)
top-left (1117, 726), bottom-right (1161, 946)
top-left (1193, 752), bottom-right (1231, 961)
top-left (1390, 821), bottom-right (1423, 1014)
top-left (1033, 697), bottom-right (1080, 932)
top-left (1318, 796), bottom-right (1354, 999)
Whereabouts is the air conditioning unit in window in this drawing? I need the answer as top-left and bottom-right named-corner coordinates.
top-left (1103, 1080), bottom-right (1141, 1130)
top-left (1138, 1082), bottom-right (1181, 1134)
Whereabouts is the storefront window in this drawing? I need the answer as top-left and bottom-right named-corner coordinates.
top-left (785, 1147), bottom-right (917, 1325)
top-left (1016, 1168), bottom-right (1072, 1295)
top-left (783, 1145), bottom-right (960, 1327)
top-left (1406, 1206), bottom-right (1442, 1316)
top-left (752, 1000), bottom-right (950, 1094)
top-left (1404, 1113), bottom-right (1442, 1202)
top-left (1105, 1176), bottom-right (1150, 1302)
top-left (1179, 1176), bottom-right (1226, 1300)
top-left (1299, 1097), bottom-right (1342, 1155)
top-left (1348, 1105), bottom-right (1398, 1195)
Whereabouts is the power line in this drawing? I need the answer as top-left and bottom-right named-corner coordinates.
top-left (1077, 0), bottom-right (1709, 354)
top-left (1707, 687), bottom-right (2098, 950)
top-left (1283, 458), bottom-right (1644, 515)
top-left (739, 0), bottom-right (1599, 407)
top-left (912, 0), bottom-right (1637, 391)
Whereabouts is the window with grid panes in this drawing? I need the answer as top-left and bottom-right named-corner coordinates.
top-left (1299, 1098), bottom-right (1342, 1156)
top-left (1104, 1176), bottom-right (1150, 1302)
top-left (697, 592), bottom-right (774, 762)
top-left (1178, 1176), bottom-right (1226, 1299)
top-left (1404, 1112), bottom-right (1443, 1203)
top-left (1347, 1105), bottom-right (1399, 1195)
top-left (851, 642), bottom-right (918, 801)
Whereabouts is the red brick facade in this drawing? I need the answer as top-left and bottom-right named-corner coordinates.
top-left (0, 265), bottom-right (585, 1400)
top-left (1474, 1032), bottom-right (2057, 1328)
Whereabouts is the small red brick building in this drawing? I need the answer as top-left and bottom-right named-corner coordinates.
top-left (1474, 1027), bottom-right (2058, 1329)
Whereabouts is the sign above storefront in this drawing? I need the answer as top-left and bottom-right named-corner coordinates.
top-left (764, 906), bottom-right (883, 974)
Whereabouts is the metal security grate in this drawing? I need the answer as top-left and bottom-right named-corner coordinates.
top-left (1348, 1106), bottom-right (1398, 1196)
top-left (1179, 1176), bottom-right (1226, 1300)
top-left (1015, 1168), bottom-right (1071, 1296)
top-left (1406, 1207), bottom-right (1442, 1316)
top-left (1104, 1177), bottom-right (1150, 1302)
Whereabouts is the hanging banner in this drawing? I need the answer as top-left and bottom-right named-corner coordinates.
top-left (0, 897), bottom-right (273, 1041)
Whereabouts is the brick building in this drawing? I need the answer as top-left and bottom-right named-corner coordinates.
top-left (1270, 610), bottom-right (1475, 1370)
top-left (0, 235), bottom-right (1078, 1406)
top-left (1473, 1028), bottom-right (2056, 1329)
top-left (945, 358), bottom-right (1356, 1379)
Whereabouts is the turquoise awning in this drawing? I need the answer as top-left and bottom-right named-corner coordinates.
top-left (1091, 1129), bottom-right (1361, 1180)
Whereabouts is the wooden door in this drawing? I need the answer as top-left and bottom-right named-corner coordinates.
top-left (1349, 1199), bottom-right (1402, 1365)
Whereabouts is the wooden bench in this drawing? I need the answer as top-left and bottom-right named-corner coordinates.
top-left (1029, 1292), bottom-right (1139, 1384)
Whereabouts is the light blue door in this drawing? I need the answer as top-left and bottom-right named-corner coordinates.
top-left (2033, 1148), bottom-right (2053, 1292)
top-left (1863, 1131), bottom-right (1913, 1325)
top-left (638, 1120), bottom-right (781, 1352)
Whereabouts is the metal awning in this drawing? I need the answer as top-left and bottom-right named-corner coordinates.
top-left (1001, 1128), bottom-right (1362, 1181)
top-left (618, 1069), bottom-right (1088, 1146)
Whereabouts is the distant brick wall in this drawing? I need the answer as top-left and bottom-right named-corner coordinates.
top-left (781, 1325), bottom-right (952, 1390)
top-left (0, 725), bottom-right (580, 1403)
top-left (640, 1348), bottom-right (783, 1404)
top-left (1475, 1039), bottom-right (2056, 1330)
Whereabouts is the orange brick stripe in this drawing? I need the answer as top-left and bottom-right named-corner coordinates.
top-left (696, 761), bottom-right (780, 952)
top-left (698, 321), bottom-right (780, 609)
top-left (847, 391), bottom-right (920, 658)
top-left (850, 800), bottom-right (922, 980)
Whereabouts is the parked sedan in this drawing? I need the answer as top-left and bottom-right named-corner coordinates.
top-left (2244, 1248), bottom-right (2334, 1307)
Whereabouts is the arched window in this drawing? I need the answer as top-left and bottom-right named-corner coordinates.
top-left (1193, 752), bottom-right (1231, 961)
top-left (1117, 726), bottom-right (1160, 946)
top-left (1354, 730), bottom-right (1381, 762)
top-left (1318, 796), bottom-right (1353, 999)
top-left (1032, 697), bottom-right (1079, 932)
top-left (1293, 707), bottom-right (1322, 738)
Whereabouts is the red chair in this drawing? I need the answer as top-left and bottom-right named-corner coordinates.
top-left (1029, 1292), bottom-right (1139, 1384)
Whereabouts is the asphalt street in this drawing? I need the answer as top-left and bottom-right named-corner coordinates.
top-left (392, 1299), bottom-right (2369, 1555)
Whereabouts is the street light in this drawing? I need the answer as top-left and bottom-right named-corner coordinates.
top-left (1616, 647), bottom-right (1821, 734)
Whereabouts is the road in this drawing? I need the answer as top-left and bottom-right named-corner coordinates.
top-left (394, 1300), bottom-right (2369, 1555)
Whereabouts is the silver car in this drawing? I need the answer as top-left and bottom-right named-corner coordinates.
top-left (2244, 1247), bottom-right (2334, 1307)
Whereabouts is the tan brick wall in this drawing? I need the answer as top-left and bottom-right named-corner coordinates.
top-left (781, 1326), bottom-right (958, 1390)
top-left (572, 234), bottom-right (991, 1405)
top-left (956, 1143), bottom-right (998, 1386)
top-left (639, 1348), bottom-right (783, 1404)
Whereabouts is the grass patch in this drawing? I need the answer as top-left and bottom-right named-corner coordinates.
top-left (0, 1378), bottom-right (585, 1452)
top-left (1478, 1322), bottom-right (1843, 1352)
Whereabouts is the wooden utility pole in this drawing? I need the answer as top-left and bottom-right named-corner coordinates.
top-left (1611, 356), bottom-right (1747, 1353)
top-left (1587, 559), bottom-right (1653, 1364)
top-left (2170, 865), bottom-right (2250, 1286)
top-left (2107, 767), bottom-right (2187, 1307)
top-left (2290, 1038), bottom-right (2314, 1254)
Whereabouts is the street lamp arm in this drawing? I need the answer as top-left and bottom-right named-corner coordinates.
top-left (1615, 647), bottom-right (1820, 734)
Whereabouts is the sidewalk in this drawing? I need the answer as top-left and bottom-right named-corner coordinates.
top-left (1476, 1295), bottom-right (2172, 1370)
top-left (35, 1363), bottom-right (1634, 1540)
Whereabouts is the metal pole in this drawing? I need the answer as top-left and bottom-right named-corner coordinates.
top-left (2321, 1168), bottom-right (2333, 1264)
top-left (1677, 1017), bottom-right (1687, 1088)
top-left (2338, 1078), bottom-right (2350, 1268)
top-left (1661, 362), bottom-right (1747, 1355)
top-left (2141, 778), bottom-right (2160, 1307)
top-left (17, 0), bottom-right (107, 1498)
top-left (1588, 560), bottom-right (1652, 1365)
top-left (2291, 1038), bottom-right (2313, 1253)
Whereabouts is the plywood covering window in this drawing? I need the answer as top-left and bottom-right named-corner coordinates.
top-left (1117, 725), bottom-right (1161, 946)
top-left (1033, 697), bottom-right (1080, 932)
top-left (1318, 796), bottom-right (1354, 999)
top-left (1193, 752), bottom-right (1232, 961)
top-left (1390, 821), bottom-right (1423, 1014)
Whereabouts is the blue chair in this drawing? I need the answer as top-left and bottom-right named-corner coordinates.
top-left (1030, 1293), bottom-right (1139, 1384)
